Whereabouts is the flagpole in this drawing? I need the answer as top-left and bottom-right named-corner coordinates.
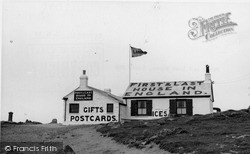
top-left (129, 44), bottom-right (131, 83)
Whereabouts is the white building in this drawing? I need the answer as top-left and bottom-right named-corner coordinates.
top-left (63, 65), bottom-right (214, 124)
top-left (122, 65), bottom-right (214, 120)
top-left (62, 70), bottom-right (127, 125)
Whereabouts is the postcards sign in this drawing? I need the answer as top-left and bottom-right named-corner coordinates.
top-left (188, 12), bottom-right (237, 41)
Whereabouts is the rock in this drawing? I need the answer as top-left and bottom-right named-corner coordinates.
top-left (157, 118), bottom-right (167, 125)
top-left (178, 130), bottom-right (189, 134)
top-left (25, 119), bottom-right (31, 123)
top-left (64, 145), bottom-right (75, 154)
top-left (236, 134), bottom-right (250, 139)
top-left (167, 117), bottom-right (176, 121)
top-left (230, 150), bottom-right (239, 153)
top-left (145, 144), bottom-right (153, 149)
top-left (148, 135), bottom-right (158, 141)
top-left (25, 119), bottom-right (42, 124)
top-left (157, 117), bottom-right (176, 125)
top-left (158, 128), bottom-right (172, 137)
top-left (107, 122), bottom-right (120, 129)
top-left (135, 122), bottom-right (148, 128)
top-left (141, 141), bottom-right (148, 145)
top-left (51, 119), bottom-right (57, 124)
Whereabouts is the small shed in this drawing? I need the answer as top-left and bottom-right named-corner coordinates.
top-left (122, 65), bottom-right (214, 120)
top-left (62, 70), bottom-right (126, 125)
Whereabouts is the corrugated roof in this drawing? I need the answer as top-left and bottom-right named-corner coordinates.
top-left (123, 81), bottom-right (213, 99)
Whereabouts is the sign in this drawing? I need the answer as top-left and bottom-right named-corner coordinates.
top-left (69, 106), bottom-right (117, 122)
top-left (74, 91), bottom-right (93, 101)
top-left (152, 109), bottom-right (168, 117)
top-left (188, 12), bottom-right (237, 41)
top-left (123, 81), bottom-right (211, 98)
top-left (70, 115), bottom-right (117, 122)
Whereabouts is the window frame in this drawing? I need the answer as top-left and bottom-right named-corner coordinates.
top-left (69, 103), bottom-right (79, 113)
top-left (107, 103), bottom-right (114, 113)
top-left (131, 100), bottom-right (152, 116)
top-left (176, 99), bottom-right (187, 115)
top-left (137, 100), bottom-right (147, 116)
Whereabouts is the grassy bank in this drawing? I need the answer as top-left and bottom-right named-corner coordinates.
top-left (97, 109), bottom-right (250, 154)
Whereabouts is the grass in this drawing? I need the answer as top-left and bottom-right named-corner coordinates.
top-left (97, 109), bottom-right (250, 154)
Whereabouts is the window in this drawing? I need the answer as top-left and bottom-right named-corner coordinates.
top-left (69, 104), bottom-right (79, 113)
top-left (170, 99), bottom-right (193, 116)
top-left (138, 101), bottom-right (147, 115)
top-left (107, 104), bottom-right (114, 113)
top-left (131, 100), bottom-right (152, 116)
top-left (177, 100), bottom-right (186, 115)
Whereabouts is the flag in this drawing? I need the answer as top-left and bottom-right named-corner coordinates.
top-left (130, 46), bottom-right (147, 57)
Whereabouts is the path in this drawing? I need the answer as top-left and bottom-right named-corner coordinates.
top-left (1, 124), bottom-right (169, 154)
top-left (60, 125), bottom-right (168, 154)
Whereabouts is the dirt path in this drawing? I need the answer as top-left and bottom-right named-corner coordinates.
top-left (1, 124), bottom-right (168, 154)
top-left (62, 125), bottom-right (168, 154)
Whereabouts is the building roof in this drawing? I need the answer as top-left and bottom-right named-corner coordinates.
top-left (89, 86), bottom-right (125, 105)
top-left (123, 81), bottom-right (214, 100)
top-left (63, 86), bottom-right (126, 105)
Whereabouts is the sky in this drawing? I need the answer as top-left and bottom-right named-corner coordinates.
top-left (1, 0), bottom-right (250, 123)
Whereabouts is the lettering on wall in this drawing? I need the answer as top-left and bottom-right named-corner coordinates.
top-left (124, 81), bottom-right (210, 97)
top-left (69, 106), bottom-right (117, 122)
top-left (83, 107), bottom-right (104, 113)
top-left (70, 115), bottom-right (117, 122)
top-left (152, 109), bottom-right (168, 117)
top-left (74, 91), bottom-right (93, 101)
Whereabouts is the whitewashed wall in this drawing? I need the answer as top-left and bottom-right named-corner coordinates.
top-left (192, 97), bottom-right (213, 115)
top-left (125, 98), bottom-right (169, 120)
top-left (124, 97), bottom-right (212, 120)
top-left (63, 87), bottom-right (120, 125)
top-left (119, 105), bottom-right (127, 122)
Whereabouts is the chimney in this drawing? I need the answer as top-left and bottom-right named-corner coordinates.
top-left (80, 70), bottom-right (88, 88)
top-left (205, 65), bottom-right (211, 83)
top-left (8, 112), bottom-right (13, 122)
top-left (104, 88), bottom-right (111, 94)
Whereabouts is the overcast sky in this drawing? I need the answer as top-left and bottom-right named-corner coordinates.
top-left (1, 0), bottom-right (250, 123)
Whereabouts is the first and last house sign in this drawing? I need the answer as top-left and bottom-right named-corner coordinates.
top-left (73, 81), bottom-right (211, 101)
top-left (123, 81), bottom-right (211, 98)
